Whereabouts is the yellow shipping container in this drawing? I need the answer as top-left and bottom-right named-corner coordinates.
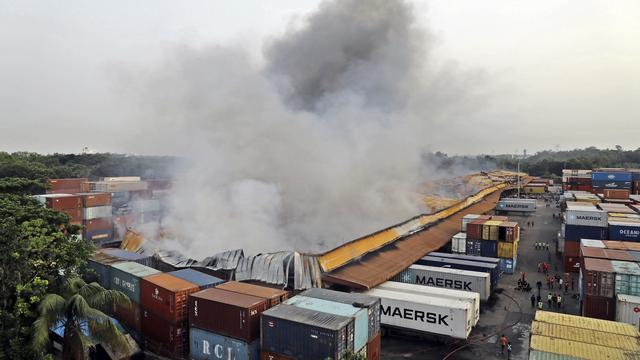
top-left (534, 311), bottom-right (640, 337)
top-left (483, 220), bottom-right (502, 240)
top-left (525, 186), bottom-right (546, 194)
top-left (531, 321), bottom-right (640, 351)
top-left (529, 335), bottom-right (639, 360)
top-left (498, 241), bottom-right (518, 258)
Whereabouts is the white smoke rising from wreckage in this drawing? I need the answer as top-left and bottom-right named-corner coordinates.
top-left (127, 0), bottom-right (486, 257)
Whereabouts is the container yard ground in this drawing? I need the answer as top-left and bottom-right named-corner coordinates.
top-left (381, 198), bottom-right (581, 360)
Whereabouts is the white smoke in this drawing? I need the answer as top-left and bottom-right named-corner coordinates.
top-left (124, 0), bottom-right (485, 257)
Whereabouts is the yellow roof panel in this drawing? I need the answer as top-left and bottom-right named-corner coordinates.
top-left (531, 321), bottom-right (640, 351)
top-left (534, 311), bottom-right (640, 337)
top-left (530, 335), bottom-right (640, 360)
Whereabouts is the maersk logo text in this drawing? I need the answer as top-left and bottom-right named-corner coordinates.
top-left (416, 275), bottom-right (472, 290)
top-left (381, 305), bottom-right (449, 326)
top-left (575, 215), bottom-right (602, 221)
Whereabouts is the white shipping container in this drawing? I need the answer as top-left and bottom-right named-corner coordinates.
top-left (102, 176), bottom-right (141, 182)
top-left (461, 215), bottom-right (480, 232)
top-left (362, 288), bottom-right (472, 339)
top-left (496, 199), bottom-right (536, 212)
top-left (565, 208), bottom-right (608, 227)
top-left (83, 206), bottom-right (113, 220)
top-left (392, 264), bottom-right (491, 301)
top-left (615, 294), bottom-right (640, 329)
top-left (451, 232), bottom-right (467, 254)
top-left (93, 181), bottom-right (148, 192)
top-left (376, 281), bottom-right (479, 326)
top-left (580, 239), bottom-right (606, 248)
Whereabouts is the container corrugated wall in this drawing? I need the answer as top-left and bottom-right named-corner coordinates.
top-left (531, 321), bottom-right (640, 351)
top-left (530, 335), bottom-right (634, 360)
top-left (535, 310), bottom-right (638, 336)
top-left (528, 350), bottom-right (581, 360)
top-left (109, 262), bottom-right (161, 303)
top-left (190, 327), bottom-right (259, 360)
top-left (616, 294), bottom-right (640, 329)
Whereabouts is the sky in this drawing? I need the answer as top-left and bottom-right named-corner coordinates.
top-left (0, 0), bottom-right (639, 156)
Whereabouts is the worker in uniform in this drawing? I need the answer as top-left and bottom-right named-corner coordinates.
top-left (530, 294), bottom-right (536, 308)
top-left (547, 292), bottom-right (552, 307)
top-left (557, 294), bottom-right (562, 310)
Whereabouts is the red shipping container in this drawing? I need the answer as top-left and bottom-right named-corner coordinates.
top-left (466, 220), bottom-right (485, 240)
top-left (582, 258), bottom-right (614, 298)
top-left (501, 222), bottom-right (519, 242)
top-left (564, 241), bottom-right (580, 257)
top-left (366, 333), bottom-right (381, 360)
top-left (490, 215), bottom-right (509, 222)
top-left (188, 288), bottom-right (268, 343)
top-left (581, 247), bottom-right (635, 262)
top-left (634, 180), bottom-right (640, 195)
top-left (261, 351), bottom-right (296, 360)
top-left (139, 273), bottom-right (200, 324)
top-left (113, 302), bottom-right (141, 332)
top-left (215, 281), bottom-right (289, 308)
top-left (564, 255), bottom-right (580, 273)
top-left (57, 208), bottom-right (83, 223)
top-left (77, 192), bottom-right (112, 207)
top-left (582, 294), bottom-right (615, 320)
top-left (47, 178), bottom-right (88, 194)
top-left (84, 218), bottom-right (113, 232)
top-left (141, 308), bottom-right (187, 359)
top-left (46, 195), bottom-right (82, 210)
top-left (604, 189), bottom-right (630, 200)
top-left (602, 240), bottom-right (626, 250)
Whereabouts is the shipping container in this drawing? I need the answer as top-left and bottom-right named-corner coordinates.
top-left (528, 350), bottom-right (581, 360)
top-left (461, 214), bottom-right (480, 232)
top-left (593, 172), bottom-right (632, 182)
top-left (362, 288), bottom-right (472, 339)
top-left (564, 224), bottom-right (607, 242)
top-left (531, 320), bottom-right (640, 351)
top-left (564, 255), bottom-right (580, 273)
top-left (76, 192), bottom-right (112, 207)
top-left (465, 239), bottom-right (482, 256)
top-left (215, 281), bottom-right (288, 308)
top-left (496, 199), bottom-right (536, 212)
top-left (87, 252), bottom-right (124, 288)
top-left (110, 262), bottom-right (160, 303)
top-left (47, 178), bottom-right (88, 194)
top-left (482, 220), bottom-right (502, 241)
top-left (566, 241), bottom-right (582, 257)
top-left (366, 333), bottom-right (381, 360)
top-left (598, 203), bottom-right (637, 213)
top-left (615, 293), bottom-right (640, 329)
top-left (113, 301), bottom-right (142, 333)
top-left (535, 310), bottom-right (638, 335)
top-left (83, 217), bottom-right (113, 232)
top-left (392, 264), bottom-right (491, 301)
top-left (609, 221), bottom-right (640, 241)
top-left (376, 281), bottom-right (479, 326)
top-left (301, 288), bottom-right (380, 342)
top-left (604, 189), bottom-right (631, 200)
top-left (169, 269), bottom-right (225, 289)
top-left (592, 180), bottom-right (632, 190)
top-left (582, 294), bottom-right (615, 320)
top-left (261, 304), bottom-right (353, 360)
top-left (530, 334), bottom-right (631, 359)
top-left (260, 351), bottom-right (296, 360)
top-left (565, 208), bottom-right (608, 227)
top-left (91, 181), bottom-right (149, 192)
top-left (45, 194), bottom-right (82, 210)
top-left (285, 295), bottom-right (366, 351)
top-left (427, 252), bottom-right (501, 266)
top-left (141, 308), bottom-right (188, 359)
top-left (189, 288), bottom-right (268, 342)
top-left (581, 247), bottom-right (635, 262)
top-left (611, 260), bottom-right (640, 297)
top-left (581, 239), bottom-right (606, 248)
top-left (466, 220), bottom-right (485, 240)
top-left (416, 255), bottom-right (499, 290)
top-left (190, 327), bottom-right (259, 360)
top-left (451, 232), bottom-right (466, 254)
top-left (500, 222), bottom-right (520, 242)
top-left (498, 256), bottom-right (517, 274)
top-left (83, 205), bottom-right (113, 220)
top-left (582, 258), bottom-right (614, 298)
top-left (480, 240), bottom-right (498, 257)
top-left (100, 248), bottom-right (153, 266)
top-left (140, 273), bottom-right (200, 323)
top-left (497, 241), bottom-right (518, 258)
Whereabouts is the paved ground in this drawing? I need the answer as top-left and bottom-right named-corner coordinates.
top-left (381, 198), bottom-right (579, 359)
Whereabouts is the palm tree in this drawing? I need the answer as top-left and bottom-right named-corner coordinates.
top-left (32, 277), bottom-right (132, 360)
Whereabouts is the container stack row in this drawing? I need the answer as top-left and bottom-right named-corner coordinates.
top-left (461, 214), bottom-right (520, 274)
top-left (562, 168), bottom-right (640, 195)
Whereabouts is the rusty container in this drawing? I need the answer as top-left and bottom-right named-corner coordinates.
top-left (139, 273), bottom-right (201, 324)
top-left (76, 192), bottom-right (112, 207)
top-left (582, 257), bottom-right (614, 298)
top-left (366, 333), bottom-right (381, 360)
top-left (141, 308), bottom-right (188, 359)
top-left (47, 178), bottom-right (88, 194)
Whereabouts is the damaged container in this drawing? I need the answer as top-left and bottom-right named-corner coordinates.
top-left (215, 281), bottom-right (288, 308)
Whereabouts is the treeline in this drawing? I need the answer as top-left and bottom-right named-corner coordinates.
top-left (0, 152), bottom-right (177, 194)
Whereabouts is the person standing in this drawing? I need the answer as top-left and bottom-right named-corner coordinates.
top-left (557, 294), bottom-right (562, 310)
top-left (531, 294), bottom-right (536, 308)
top-left (559, 278), bottom-right (563, 290)
top-left (546, 276), bottom-right (551, 289)
top-left (507, 342), bottom-right (512, 359)
top-left (538, 299), bottom-right (544, 310)
top-left (550, 276), bottom-right (555, 289)
top-left (552, 293), bottom-right (558, 308)
top-left (547, 292), bottom-right (552, 307)
top-left (536, 280), bottom-right (542, 296)
top-left (500, 335), bottom-right (507, 354)
top-left (564, 281), bottom-right (569, 293)
top-left (521, 271), bottom-right (526, 284)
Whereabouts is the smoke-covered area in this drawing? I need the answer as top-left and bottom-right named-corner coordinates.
top-left (126, 0), bottom-right (486, 257)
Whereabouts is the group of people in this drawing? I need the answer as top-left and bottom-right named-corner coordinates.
top-left (530, 292), bottom-right (563, 310)
top-left (537, 261), bottom-right (550, 274)
top-left (500, 335), bottom-right (512, 358)
top-left (525, 220), bottom-right (535, 227)
top-left (535, 242), bottom-right (550, 250)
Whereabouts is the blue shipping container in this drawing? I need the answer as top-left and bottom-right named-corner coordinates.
top-left (608, 223), bottom-right (640, 242)
top-left (190, 328), bottom-right (259, 360)
top-left (169, 269), bottom-right (225, 289)
top-left (284, 296), bottom-right (368, 351)
top-left (499, 257), bottom-right (517, 274)
top-left (480, 240), bottom-right (498, 258)
top-left (592, 172), bottom-right (632, 182)
top-left (633, 172), bottom-right (640, 181)
top-left (416, 256), bottom-right (499, 290)
top-left (564, 224), bottom-right (607, 242)
top-left (592, 180), bottom-right (632, 189)
top-left (466, 239), bottom-right (482, 256)
top-left (429, 252), bottom-right (501, 265)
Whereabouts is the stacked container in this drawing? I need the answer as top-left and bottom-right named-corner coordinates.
top-left (615, 293), bottom-right (640, 328)
top-left (189, 288), bottom-right (268, 360)
top-left (462, 218), bottom-right (519, 274)
top-left (451, 232), bottom-right (467, 254)
top-left (38, 194), bottom-right (83, 225)
top-left (215, 281), bottom-right (288, 308)
top-left (417, 255), bottom-right (499, 290)
top-left (168, 269), bottom-right (225, 290)
top-left (392, 264), bottom-right (491, 301)
top-left (563, 203), bottom-right (608, 272)
top-left (609, 220), bottom-right (640, 242)
top-left (592, 170), bottom-right (632, 192)
top-left (46, 178), bottom-right (88, 194)
top-left (581, 258), bottom-right (616, 320)
top-left (77, 192), bottom-right (113, 244)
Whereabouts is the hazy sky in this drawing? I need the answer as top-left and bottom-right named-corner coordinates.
top-left (1, 0), bottom-right (638, 155)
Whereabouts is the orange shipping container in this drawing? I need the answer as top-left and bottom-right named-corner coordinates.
top-left (77, 192), bottom-right (112, 207)
top-left (215, 281), bottom-right (289, 308)
top-left (139, 273), bottom-right (201, 324)
top-left (46, 194), bottom-right (82, 210)
top-left (84, 218), bottom-right (113, 232)
top-left (47, 178), bottom-right (88, 194)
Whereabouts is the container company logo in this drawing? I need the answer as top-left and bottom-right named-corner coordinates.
top-left (608, 174), bottom-right (616, 179)
top-left (201, 340), bottom-right (236, 359)
top-left (572, 215), bottom-right (603, 221)
top-left (416, 275), bottom-right (472, 290)
top-left (619, 229), bottom-right (640, 238)
top-left (381, 305), bottom-right (449, 326)
top-left (151, 287), bottom-right (163, 302)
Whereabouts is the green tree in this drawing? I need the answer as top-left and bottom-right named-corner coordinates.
top-left (32, 278), bottom-right (131, 360)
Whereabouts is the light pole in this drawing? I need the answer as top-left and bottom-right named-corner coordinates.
top-left (517, 160), bottom-right (521, 198)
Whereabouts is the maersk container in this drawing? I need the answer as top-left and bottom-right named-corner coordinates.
top-left (301, 288), bottom-right (380, 342)
top-left (261, 304), bottom-right (354, 360)
top-left (285, 295), bottom-right (367, 351)
top-left (392, 264), bottom-right (491, 301)
top-left (611, 260), bottom-right (640, 297)
top-left (496, 199), bottom-right (536, 212)
top-left (480, 240), bottom-right (498, 257)
top-left (428, 252), bottom-right (501, 266)
top-left (362, 288), bottom-right (472, 339)
top-left (169, 269), bottom-right (225, 289)
top-left (499, 256), bottom-right (517, 274)
top-left (190, 327), bottom-right (259, 360)
top-left (416, 256), bottom-right (499, 290)
top-left (376, 281), bottom-right (479, 326)
top-left (615, 293), bottom-right (640, 328)
top-left (451, 232), bottom-right (467, 254)
top-left (608, 221), bottom-right (640, 242)
top-left (565, 209), bottom-right (608, 227)
top-left (592, 172), bottom-right (632, 182)
top-left (465, 239), bottom-right (482, 256)
top-left (563, 224), bottom-right (607, 242)
top-left (109, 262), bottom-right (160, 304)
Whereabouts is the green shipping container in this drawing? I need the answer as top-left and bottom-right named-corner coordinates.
top-left (110, 262), bottom-right (160, 303)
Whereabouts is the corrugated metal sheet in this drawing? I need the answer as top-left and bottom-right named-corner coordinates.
top-left (529, 335), bottom-right (640, 360)
top-left (528, 350), bottom-right (581, 360)
top-left (531, 321), bottom-right (640, 351)
top-left (235, 251), bottom-right (322, 290)
top-left (534, 311), bottom-right (639, 337)
top-left (323, 186), bottom-right (508, 290)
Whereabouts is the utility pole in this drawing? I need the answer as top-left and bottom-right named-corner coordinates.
top-left (517, 160), bottom-right (521, 198)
